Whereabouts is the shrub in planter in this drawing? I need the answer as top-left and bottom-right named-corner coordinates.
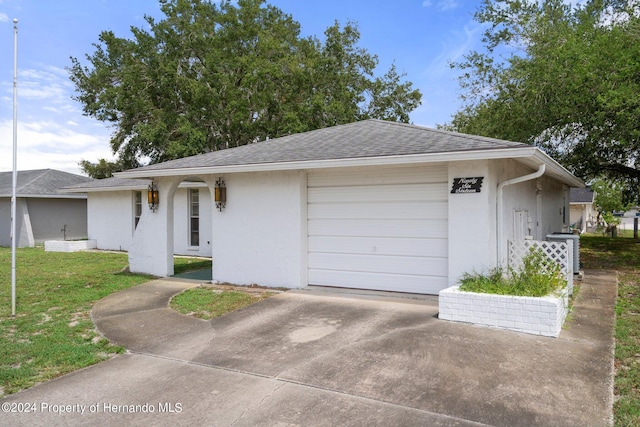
top-left (459, 248), bottom-right (566, 297)
top-left (440, 249), bottom-right (570, 337)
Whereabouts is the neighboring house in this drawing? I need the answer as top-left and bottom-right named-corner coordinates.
top-left (112, 119), bottom-right (583, 295)
top-left (63, 177), bottom-right (212, 257)
top-left (570, 187), bottom-right (596, 233)
top-left (612, 207), bottom-right (640, 233)
top-left (0, 169), bottom-right (92, 247)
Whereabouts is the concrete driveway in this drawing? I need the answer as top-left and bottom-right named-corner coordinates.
top-left (1, 270), bottom-right (616, 426)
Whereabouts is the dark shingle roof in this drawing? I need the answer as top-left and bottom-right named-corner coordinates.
top-left (0, 169), bottom-right (93, 198)
top-left (63, 176), bottom-right (149, 192)
top-left (570, 187), bottom-right (595, 204)
top-left (126, 119), bottom-right (530, 173)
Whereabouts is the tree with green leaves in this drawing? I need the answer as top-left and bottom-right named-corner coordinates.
top-left (592, 177), bottom-right (630, 227)
top-left (70, 0), bottom-right (422, 167)
top-left (79, 158), bottom-right (140, 179)
top-left (447, 0), bottom-right (640, 199)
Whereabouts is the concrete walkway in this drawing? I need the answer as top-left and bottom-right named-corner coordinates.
top-left (1, 270), bottom-right (617, 426)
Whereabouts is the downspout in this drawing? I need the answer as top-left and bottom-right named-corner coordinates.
top-left (497, 163), bottom-right (546, 267)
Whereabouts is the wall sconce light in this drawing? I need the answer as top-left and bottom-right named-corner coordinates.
top-left (215, 177), bottom-right (226, 212)
top-left (148, 182), bottom-right (159, 212)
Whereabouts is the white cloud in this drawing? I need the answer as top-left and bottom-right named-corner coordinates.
top-left (422, 0), bottom-right (460, 11)
top-left (17, 68), bottom-right (74, 102)
top-left (423, 22), bottom-right (484, 79)
top-left (412, 19), bottom-right (487, 127)
top-left (0, 13), bottom-right (8, 22)
top-left (0, 53), bottom-right (113, 173)
top-left (438, 0), bottom-right (459, 11)
top-left (562, 0), bottom-right (589, 7)
top-left (0, 119), bottom-right (113, 175)
top-left (0, 66), bottom-right (78, 123)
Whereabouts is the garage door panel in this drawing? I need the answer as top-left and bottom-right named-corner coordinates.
top-left (307, 165), bottom-right (448, 187)
top-left (308, 269), bottom-right (449, 294)
top-left (309, 253), bottom-right (448, 276)
top-left (308, 202), bottom-right (448, 220)
top-left (308, 236), bottom-right (448, 257)
top-left (308, 219), bottom-right (448, 239)
top-left (308, 184), bottom-right (447, 204)
top-left (307, 167), bottom-right (449, 294)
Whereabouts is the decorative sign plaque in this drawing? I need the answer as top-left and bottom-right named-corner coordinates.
top-left (451, 177), bottom-right (484, 194)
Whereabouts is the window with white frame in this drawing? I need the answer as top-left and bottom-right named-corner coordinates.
top-left (134, 191), bottom-right (142, 229)
top-left (189, 189), bottom-right (200, 247)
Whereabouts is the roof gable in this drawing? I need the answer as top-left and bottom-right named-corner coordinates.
top-left (124, 119), bottom-right (529, 173)
top-left (115, 119), bottom-right (583, 188)
top-left (570, 187), bottom-right (595, 204)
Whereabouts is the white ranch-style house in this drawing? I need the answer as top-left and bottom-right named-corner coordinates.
top-left (86, 120), bottom-right (583, 295)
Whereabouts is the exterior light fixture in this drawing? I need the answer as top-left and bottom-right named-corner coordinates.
top-left (148, 182), bottom-right (159, 212)
top-left (215, 178), bottom-right (226, 211)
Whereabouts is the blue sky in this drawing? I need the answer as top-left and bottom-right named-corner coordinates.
top-left (0, 0), bottom-right (486, 175)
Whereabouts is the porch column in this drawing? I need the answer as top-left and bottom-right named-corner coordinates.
top-left (129, 176), bottom-right (184, 277)
top-left (202, 175), bottom-right (219, 282)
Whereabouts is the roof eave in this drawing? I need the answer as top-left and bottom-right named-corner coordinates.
top-left (115, 146), bottom-right (584, 188)
top-left (529, 149), bottom-right (585, 188)
top-left (115, 147), bottom-right (533, 177)
top-left (0, 193), bottom-right (88, 199)
top-left (62, 180), bottom-right (205, 193)
top-left (63, 184), bottom-right (148, 193)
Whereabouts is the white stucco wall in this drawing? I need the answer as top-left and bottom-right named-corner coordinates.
top-left (87, 191), bottom-right (136, 251)
top-left (447, 159), bottom-right (570, 285)
top-left (88, 186), bottom-right (212, 257)
top-left (447, 160), bottom-right (497, 286)
top-left (540, 175), bottom-right (569, 236)
top-left (496, 161), bottom-right (567, 241)
top-left (211, 170), bottom-right (306, 288)
top-left (129, 177), bottom-right (183, 276)
top-left (495, 159), bottom-right (568, 265)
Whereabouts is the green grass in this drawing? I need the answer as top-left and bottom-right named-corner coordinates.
top-left (0, 247), bottom-right (202, 398)
top-left (171, 287), bottom-right (273, 320)
top-left (173, 257), bottom-right (212, 275)
top-left (580, 234), bottom-right (640, 426)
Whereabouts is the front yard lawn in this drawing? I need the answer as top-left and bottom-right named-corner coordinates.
top-left (0, 248), bottom-right (218, 398)
top-left (0, 248), bottom-right (154, 397)
top-left (580, 235), bottom-right (640, 426)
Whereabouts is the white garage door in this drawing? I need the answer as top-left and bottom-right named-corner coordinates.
top-left (307, 165), bottom-right (449, 294)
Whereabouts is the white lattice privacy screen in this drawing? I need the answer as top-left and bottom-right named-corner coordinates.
top-left (508, 239), bottom-right (574, 294)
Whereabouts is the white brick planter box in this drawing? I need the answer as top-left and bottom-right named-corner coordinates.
top-left (45, 240), bottom-right (97, 253)
top-left (438, 286), bottom-right (569, 338)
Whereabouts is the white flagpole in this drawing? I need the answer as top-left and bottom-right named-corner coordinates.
top-left (11, 18), bottom-right (18, 317)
